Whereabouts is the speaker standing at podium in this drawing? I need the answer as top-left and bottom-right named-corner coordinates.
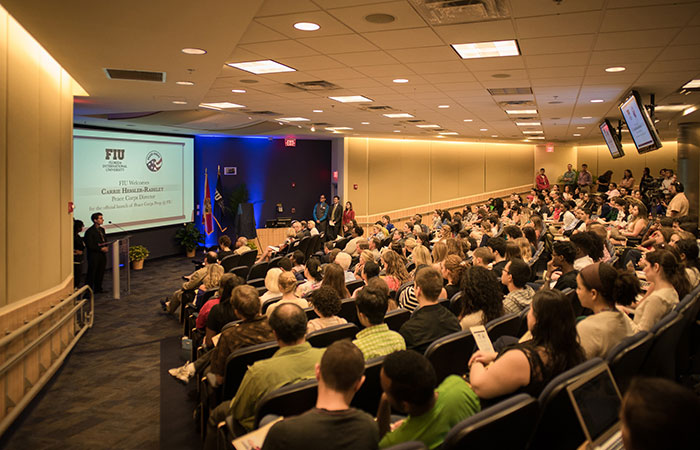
top-left (313, 194), bottom-right (329, 237)
top-left (84, 212), bottom-right (108, 294)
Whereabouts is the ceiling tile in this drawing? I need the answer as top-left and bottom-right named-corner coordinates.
top-left (520, 35), bottom-right (596, 55)
top-left (530, 77), bottom-right (584, 87)
top-left (275, 55), bottom-right (346, 71)
top-left (528, 66), bottom-right (587, 79)
top-left (238, 39), bottom-right (319, 58)
top-left (238, 21), bottom-right (287, 44)
top-left (405, 61), bottom-right (467, 75)
top-left (473, 69), bottom-right (530, 82)
top-left (256, 0), bottom-right (320, 16)
top-left (228, 47), bottom-right (266, 61)
top-left (657, 44), bottom-right (700, 60)
top-left (387, 46), bottom-right (457, 63)
top-left (582, 74), bottom-right (638, 86)
top-left (305, 67), bottom-right (367, 80)
top-left (327, 1), bottom-right (428, 32)
top-left (670, 26), bottom-right (700, 45)
top-left (588, 48), bottom-right (662, 65)
top-left (298, 34), bottom-right (378, 53)
top-left (256, 11), bottom-right (354, 39)
top-left (463, 56), bottom-right (525, 71)
top-left (594, 29), bottom-right (679, 50)
top-left (515, 11), bottom-right (604, 39)
top-left (355, 63), bottom-right (414, 77)
top-left (421, 72), bottom-right (478, 83)
top-left (600, 4), bottom-right (700, 32)
top-left (525, 53), bottom-right (591, 69)
top-left (329, 50), bottom-right (399, 66)
top-left (432, 20), bottom-right (516, 44)
top-left (362, 27), bottom-right (444, 50)
top-left (510, 0), bottom-right (605, 18)
top-left (646, 59), bottom-right (700, 73)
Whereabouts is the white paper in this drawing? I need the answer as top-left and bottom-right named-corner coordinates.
top-left (470, 325), bottom-right (495, 353)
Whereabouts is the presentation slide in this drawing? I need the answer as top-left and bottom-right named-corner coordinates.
top-left (73, 128), bottom-right (194, 232)
top-left (619, 96), bottom-right (654, 150)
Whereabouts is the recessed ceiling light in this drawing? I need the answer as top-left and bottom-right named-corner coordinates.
top-left (416, 124), bottom-right (440, 128)
top-left (227, 60), bottom-right (296, 74)
top-left (199, 102), bottom-right (245, 109)
top-left (393, 130), bottom-right (401, 133)
top-left (523, 139), bottom-right (531, 142)
top-left (463, 119), bottom-right (473, 122)
top-left (172, 100), bottom-right (187, 105)
top-left (573, 133), bottom-right (581, 136)
top-left (313, 109), bottom-right (323, 113)
top-left (683, 105), bottom-right (698, 116)
top-left (231, 89), bottom-right (246, 93)
top-left (361, 122), bottom-right (370, 125)
top-left (276, 117), bottom-right (310, 122)
top-left (436, 135), bottom-right (446, 138)
top-left (682, 79), bottom-right (700, 89)
top-left (176, 81), bottom-right (194, 86)
top-left (605, 66), bottom-right (626, 73)
top-left (506, 109), bottom-right (537, 115)
top-left (451, 40), bottom-right (520, 59)
top-left (310, 126), bottom-right (316, 132)
top-left (294, 22), bottom-right (320, 31)
top-left (393, 78), bottom-right (409, 83)
top-left (383, 113), bottom-right (414, 118)
top-left (480, 128), bottom-right (488, 131)
top-left (590, 99), bottom-right (605, 103)
top-left (516, 122), bottom-right (541, 126)
top-left (438, 105), bottom-right (450, 108)
top-left (491, 135), bottom-right (498, 137)
top-left (325, 127), bottom-right (353, 131)
top-left (439, 132), bottom-right (458, 135)
top-left (181, 48), bottom-right (206, 55)
top-left (576, 126), bottom-right (585, 129)
top-left (329, 95), bottom-right (373, 103)
top-left (582, 116), bottom-right (592, 119)
top-left (530, 136), bottom-right (545, 140)
top-left (523, 130), bottom-right (544, 134)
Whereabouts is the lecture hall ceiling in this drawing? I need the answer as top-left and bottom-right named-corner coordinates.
top-left (3, 0), bottom-right (700, 144)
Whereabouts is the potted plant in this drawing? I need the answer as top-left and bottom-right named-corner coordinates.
top-left (129, 245), bottom-right (150, 270)
top-left (175, 223), bottom-right (205, 257)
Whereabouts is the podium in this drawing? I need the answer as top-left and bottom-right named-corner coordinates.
top-left (107, 237), bottom-right (131, 299)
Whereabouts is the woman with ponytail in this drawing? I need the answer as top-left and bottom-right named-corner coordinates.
top-left (441, 255), bottom-right (465, 300)
top-left (576, 263), bottom-right (641, 358)
top-left (634, 249), bottom-right (690, 331)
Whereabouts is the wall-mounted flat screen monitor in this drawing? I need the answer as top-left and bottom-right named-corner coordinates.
top-left (618, 90), bottom-right (662, 153)
top-left (599, 119), bottom-right (624, 159)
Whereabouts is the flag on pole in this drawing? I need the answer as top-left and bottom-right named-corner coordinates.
top-left (202, 169), bottom-right (214, 235)
top-left (215, 165), bottom-right (226, 217)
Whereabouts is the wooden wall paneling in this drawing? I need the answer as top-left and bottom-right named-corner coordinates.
top-left (458, 142), bottom-right (485, 197)
top-left (368, 139), bottom-right (401, 214)
top-left (60, 71), bottom-right (73, 280)
top-left (347, 138), bottom-right (368, 217)
top-left (0, 10), bottom-right (7, 308)
top-left (509, 144), bottom-right (535, 187)
top-left (397, 140), bottom-right (430, 214)
top-left (430, 141), bottom-right (460, 203)
top-left (576, 145), bottom-right (599, 177)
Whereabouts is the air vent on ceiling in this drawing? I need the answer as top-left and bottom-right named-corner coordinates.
top-left (498, 100), bottom-right (536, 107)
top-left (488, 87), bottom-right (533, 96)
top-left (105, 68), bottom-right (165, 82)
top-left (363, 105), bottom-right (394, 111)
top-left (410, 0), bottom-right (510, 25)
top-left (244, 110), bottom-right (280, 116)
top-left (406, 119), bottom-right (424, 123)
top-left (286, 80), bottom-right (340, 91)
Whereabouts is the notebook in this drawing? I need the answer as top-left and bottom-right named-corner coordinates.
top-left (566, 363), bottom-right (624, 450)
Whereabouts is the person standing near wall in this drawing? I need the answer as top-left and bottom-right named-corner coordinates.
top-left (328, 195), bottom-right (342, 240)
top-left (535, 168), bottom-right (550, 191)
top-left (73, 219), bottom-right (85, 289)
top-left (561, 164), bottom-right (576, 189)
top-left (577, 163), bottom-right (592, 193)
top-left (84, 212), bottom-right (108, 293)
top-left (313, 194), bottom-right (329, 237)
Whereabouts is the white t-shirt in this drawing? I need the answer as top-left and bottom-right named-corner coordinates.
top-left (577, 311), bottom-right (636, 359)
top-left (633, 287), bottom-right (679, 331)
top-left (574, 256), bottom-right (594, 271)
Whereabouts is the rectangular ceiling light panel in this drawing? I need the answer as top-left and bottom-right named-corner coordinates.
top-left (383, 113), bottom-right (414, 118)
top-left (329, 95), bottom-right (373, 103)
top-left (451, 40), bottom-right (520, 59)
top-left (227, 60), bottom-right (296, 74)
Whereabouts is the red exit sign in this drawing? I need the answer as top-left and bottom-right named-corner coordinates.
top-left (284, 137), bottom-right (296, 147)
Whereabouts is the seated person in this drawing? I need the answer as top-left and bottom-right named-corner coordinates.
top-left (381, 251), bottom-right (411, 291)
top-left (542, 241), bottom-right (578, 291)
top-left (204, 276), bottom-right (242, 348)
top-left (335, 252), bottom-right (357, 282)
top-left (208, 285), bottom-right (275, 386)
top-left (216, 235), bottom-right (233, 261)
top-left (501, 258), bottom-right (534, 314)
top-left (621, 377), bottom-right (700, 450)
top-left (204, 304), bottom-right (325, 448)
top-left (468, 290), bottom-right (585, 399)
top-left (377, 350), bottom-right (480, 449)
top-left (343, 226), bottom-right (365, 257)
top-left (260, 268), bottom-right (283, 303)
top-left (262, 341), bottom-right (379, 450)
top-left (233, 236), bottom-right (254, 255)
top-left (575, 263), bottom-right (639, 359)
top-left (471, 247), bottom-right (495, 268)
top-left (295, 258), bottom-right (323, 298)
top-left (266, 271), bottom-right (309, 315)
top-left (399, 267), bottom-right (460, 354)
top-left (193, 259), bottom-right (225, 309)
top-left (459, 266), bottom-right (504, 330)
top-left (441, 255), bottom-right (464, 301)
top-left (291, 250), bottom-right (306, 280)
top-left (353, 284), bottom-right (406, 360)
top-left (306, 286), bottom-right (347, 333)
top-left (162, 251), bottom-right (220, 314)
top-left (352, 259), bottom-right (379, 298)
top-left (320, 263), bottom-right (351, 300)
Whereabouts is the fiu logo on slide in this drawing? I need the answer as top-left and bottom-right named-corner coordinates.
top-left (105, 148), bottom-right (125, 160)
top-left (145, 151), bottom-right (163, 172)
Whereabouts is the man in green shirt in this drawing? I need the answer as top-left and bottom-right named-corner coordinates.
top-left (353, 284), bottom-right (406, 360)
top-left (204, 303), bottom-right (325, 450)
top-left (377, 351), bottom-right (480, 449)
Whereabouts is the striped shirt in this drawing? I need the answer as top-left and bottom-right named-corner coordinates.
top-left (503, 285), bottom-right (535, 314)
top-left (352, 324), bottom-right (406, 360)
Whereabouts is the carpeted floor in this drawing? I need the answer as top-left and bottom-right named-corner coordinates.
top-left (0, 256), bottom-right (202, 450)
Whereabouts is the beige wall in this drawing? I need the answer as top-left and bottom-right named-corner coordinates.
top-left (534, 144), bottom-right (577, 184)
top-left (346, 137), bottom-right (534, 216)
top-left (0, 7), bottom-right (75, 307)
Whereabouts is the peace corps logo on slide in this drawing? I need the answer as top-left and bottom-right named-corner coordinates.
top-left (145, 151), bottom-right (163, 172)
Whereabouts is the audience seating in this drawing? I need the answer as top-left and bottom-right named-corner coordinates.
top-left (605, 331), bottom-right (653, 392)
top-left (247, 261), bottom-right (268, 281)
top-left (229, 265), bottom-right (249, 278)
top-left (528, 358), bottom-right (604, 450)
top-left (516, 306), bottom-right (530, 337)
top-left (268, 255), bottom-right (283, 269)
top-left (306, 323), bottom-right (359, 348)
top-left (255, 287), bottom-right (267, 297)
top-left (305, 235), bottom-right (321, 261)
top-left (449, 291), bottom-right (464, 316)
top-left (247, 278), bottom-right (265, 288)
top-left (297, 237), bottom-right (312, 259)
top-left (384, 308), bottom-right (410, 331)
top-left (304, 307), bottom-right (319, 321)
top-left (350, 356), bottom-right (385, 415)
top-left (222, 341), bottom-right (279, 400)
top-left (675, 290), bottom-right (700, 378)
top-left (220, 254), bottom-right (241, 273)
top-left (286, 239), bottom-right (301, 254)
top-left (383, 442), bottom-right (428, 450)
top-left (238, 250), bottom-right (257, 269)
top-left (334, 237), bottom-right (350, 251)
top-left (641, 311), bottom-right (685, 379)
top-left (424, 330), bottom-right (476, 383)
top-left (442, 393), bottom-right (538, 450)
top-left (346, 279), bottom-right (365, 295)
top-left (261, 296), bottom-right (282, 314)
top-left (485, 313), bottom-right (521, 342)
top-left (339, 298), bottom-right (360, 325)
top-left (405, 262), bottom-right (416, 273)
top-left (253, 379), bottom-right (319, 429)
